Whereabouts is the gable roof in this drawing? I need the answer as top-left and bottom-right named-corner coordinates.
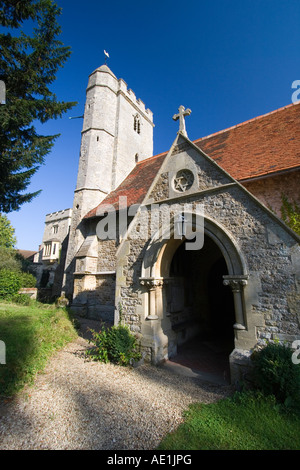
top-left (85, 101), bottom-right (300, 219)
top-left (194, 102), bottom-right (300, 181)
top-left (17, 249), bottom-right (37, 260)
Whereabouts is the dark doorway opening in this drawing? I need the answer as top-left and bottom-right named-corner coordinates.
top-left (40, 270), bottom-right (50, 288)
top-left (166, 234), bottom-right (235, 383)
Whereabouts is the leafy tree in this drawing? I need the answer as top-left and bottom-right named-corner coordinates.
top-left (0, 245), bottom-right (21, 271)
top-left (0, 213), bottom-right (37, 295)
top-left (0, 0), bottom-right (76, 212)
top-left (0, 213), bottom-right (21, 271)
top-left (0, 212), bottom-right (16, 248)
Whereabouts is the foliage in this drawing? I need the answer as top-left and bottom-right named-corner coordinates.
top-left (0, 300), bottom-right (78, 396)
top-left (158, 391), bottom-right (300, 450)
top-left (0, 214), bottom-right (21, 271)
top-left (251, 342), bottom-right (300, 410)
top-left (10, 292), bottom-right (34, 305)
top-left (0, 0), bottom-right (76, 212)
top-left (0, 268), bottom-right (22, 297)
top-left (0, 246), bottom-right (22, 272)
top-left (0, 213), bottom-right (16, 248)
top-left (0, 267), bottom-right (36, 299)
top-left (15, 250), bottom-right (33, 272)
top-left (0, 215), bottom-right (37, 297)
top-left (18, 271), bottom-right (36, 288)
top-left (281, 194), bottom-right (300, 236)
top-left (0, 0), bottom-right (37, 26)
top-left (87, 323), bottom-right (141, 366)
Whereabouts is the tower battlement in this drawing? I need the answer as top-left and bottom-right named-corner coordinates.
top-left (45, 208), bottom-right (72, 223)
top-left (87, 66), bottom-right (153, 121)
top-left (117, 78), bottom-right (153, 121)
top-left (80, 64), bottom-right (154, 195)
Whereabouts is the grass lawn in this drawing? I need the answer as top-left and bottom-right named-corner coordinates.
top-left (0, 300), bottom-right (78, 397)
top-left (158, 391), bottom-right (300, 450)
top-left (1, 299), bottom-right (300, 451)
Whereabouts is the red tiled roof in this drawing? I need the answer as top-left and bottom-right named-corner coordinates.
top-left (194, 102), bottom-right (300, 181)
top-left (85, 102), bottom-right (300, 219)
top-left (84, 152), bottom-right (167, 218)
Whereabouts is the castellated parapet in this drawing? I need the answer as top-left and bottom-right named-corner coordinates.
top-left (43, 209), bottom-right (72, 246)
top-left (34, 209), bottom-right (73, 265)
top-left (86, 68), bottom-right (153, 122)
top-left (45, 208), bottom-right (73, 224)
top-left (117, 78), bottom-right (153, 121)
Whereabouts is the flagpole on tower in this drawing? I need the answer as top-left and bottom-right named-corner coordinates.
top-left (104, 50), bottom-right (109, 65)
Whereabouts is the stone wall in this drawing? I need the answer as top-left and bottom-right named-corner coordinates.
top-left (97, 239), bottom-right (116, 272)
top-left (242, 170), bottom-right (300, 217)
top-left (114, 137), bottom-right (300, 376)
top-left (71, 234), bottom-right (117, 321)
top-left (72, 271), bottom-right (116, 322)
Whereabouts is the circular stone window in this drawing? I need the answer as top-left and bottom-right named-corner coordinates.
top-left (173, 169), bottom-right (194, 192)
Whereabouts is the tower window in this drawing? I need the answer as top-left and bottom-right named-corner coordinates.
top-left (134, 115), bottom-right (141, 134)
top-left (43, 243), bottom-right (51, 257)
top-left (135, 153), bottom-right (139, 163)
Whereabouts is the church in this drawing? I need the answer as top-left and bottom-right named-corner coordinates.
top-left (38, 63), bottom-right (300, 382)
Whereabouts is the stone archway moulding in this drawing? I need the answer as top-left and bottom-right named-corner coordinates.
top-left (141, 214), bottom-right (248, 278)
top-left (140, 214), bottom-right (249, 330)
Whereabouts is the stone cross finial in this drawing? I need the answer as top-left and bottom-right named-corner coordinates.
top-left (173, 105), bottom-right (191, 137)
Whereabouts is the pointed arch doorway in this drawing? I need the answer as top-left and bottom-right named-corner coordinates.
top-left (166, 235), bottom-right (235, 382)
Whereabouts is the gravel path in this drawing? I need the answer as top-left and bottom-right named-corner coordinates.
top-left (0, 319), bottom-right (232, 450)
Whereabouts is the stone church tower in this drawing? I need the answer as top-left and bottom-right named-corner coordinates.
top-left (63, 64), bottom-right (154, 297)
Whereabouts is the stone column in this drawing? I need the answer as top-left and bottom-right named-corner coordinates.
top-left (223, 275), bottom-right (248, 330)
top-left (139, 278), bottom-right (165, 320)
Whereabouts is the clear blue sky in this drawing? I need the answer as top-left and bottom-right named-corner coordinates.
top-left (7, 0), bottom-right (300, 250)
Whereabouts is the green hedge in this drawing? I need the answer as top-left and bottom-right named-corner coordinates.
top-left (0, 269), bottom-right (36, 298)
top-left (0, 269), bottom-right (22, 297)
top-left (251, 342), bottom-right (300, 410)
top-left (18, 271), bottom-right (36, 288)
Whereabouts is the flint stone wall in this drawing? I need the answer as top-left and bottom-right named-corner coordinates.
top-left (71, 235), bottom-right (117, 321)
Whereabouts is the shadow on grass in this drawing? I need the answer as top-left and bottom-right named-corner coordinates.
top-left (0, 314), bottom-right (39, 397)
top-left (0, 303), bottom-right (78, 398)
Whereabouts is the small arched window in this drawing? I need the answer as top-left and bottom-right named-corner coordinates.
top-left (135, 153), bottom-right (139, 163)
top-left (134, 114), bottom-right (141, 134)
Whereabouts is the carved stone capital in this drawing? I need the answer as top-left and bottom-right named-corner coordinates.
top-left (139, 277), bottom-right (165, 290)
top-left (223, 275), bottom-right (248, 293)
